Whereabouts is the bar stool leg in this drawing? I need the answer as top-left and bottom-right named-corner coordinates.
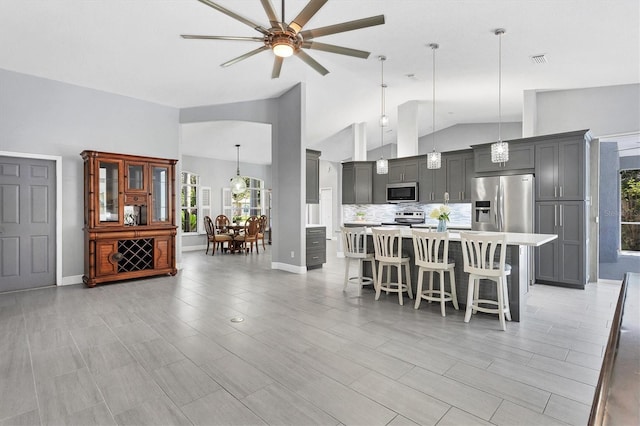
top-left (428, 271), bottom-right (434, 303)
top-left (502, 277), bottom-right (512, 321)
top-left (343, 257), bottom-right (350, 291)
top-left (439, 271), bottom-right (447, 317)
top-left (397, 264), bottom-right (403, 306)
top-left (375, 263), bottom-right (383, 300)
top-left (496, 277), bottom-right (506, 331)
top-left (415, 267), bottom-right (424, 309)
top-left (405, 263), bottom-right (413, 299)
top-left (464, 275), bottom-right (475, 323)
top-left (449, 268), bottom-right (459, 310)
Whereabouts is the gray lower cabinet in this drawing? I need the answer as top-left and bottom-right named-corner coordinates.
top-left (306, 226), bottom-right (326, 269)
top-left (306, 149), bottom-right (321, 204)
top-left (535, 139), bottom-right (586, 201)
top-left (535, 201), bottom-right (586, 288)
top-left (342, 162), bottom-right (372, 204)
top-left (474, 143), bottom-right (535, 173)
top-left (418, 159), bottom-right (447, 203)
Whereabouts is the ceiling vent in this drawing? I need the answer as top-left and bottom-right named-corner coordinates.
top-left (530, 54), bottom-right (547, 64)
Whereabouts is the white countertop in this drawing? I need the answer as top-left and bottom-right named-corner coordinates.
top-left (306, 224), bottom-right (326, 228)
top-left (369, 227), bottom-right (557, 247)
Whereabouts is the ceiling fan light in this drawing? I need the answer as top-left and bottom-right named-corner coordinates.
top-left (273, 42), bottom-right (294, 57)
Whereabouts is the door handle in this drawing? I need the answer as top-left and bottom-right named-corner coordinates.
top-left (554, 186), bottom-right (557, 198)
top-left (559, 204), bottom-right (563, 227)
top-left (559, 186), bottom-right (563, 197)
top-left (554, 205), bottom-right (557, 227)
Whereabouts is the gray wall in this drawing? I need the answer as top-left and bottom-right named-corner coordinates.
top-left (0, 68), bottom-right (179, 282)
top-left (366, 122), bottom-right (523, 161)
top-left (181, 154), bottom-right (272, 248)
top-left (599, 143), bottom-right (620, 262)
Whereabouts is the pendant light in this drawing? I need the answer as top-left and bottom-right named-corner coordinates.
top-left (491, 28), bottom-right (509, 163)
top-left (427, 43), bottom-right (441, 169)
top-left (376, 55), bottom-right (389, 175)
top-left (230, 144), bottom-right (247, 194)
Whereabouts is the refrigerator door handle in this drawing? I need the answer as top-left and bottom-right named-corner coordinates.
top-left (554, 204), bottom-right (557, 227)
top-left (494, 184), bottom-right (499, 229)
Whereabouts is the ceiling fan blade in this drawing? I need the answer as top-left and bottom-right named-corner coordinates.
top-left (295, 50), bottom-right (329, 76)
top-left (181, 35), bottom-right (264, 42)
top-left (272, 56), bottom-right (284, 79)
top-left (221, 46), bottom-right (270, 68)
top-left (289, 0), bottom-right (328, 33)
top-left (196, 0), bottom-right (269, 35)
top-left (260, 0), bottom-right (283, 29)
top-left (301, 41), bottom-right (370, 59)
top-left (300, 15), bottom-right (385, 40)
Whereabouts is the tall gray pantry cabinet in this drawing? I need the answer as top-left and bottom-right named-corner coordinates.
top-left (534, 132), bottom-right (590, 288)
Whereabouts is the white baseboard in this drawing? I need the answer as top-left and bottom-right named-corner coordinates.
top-left (61, 275), bottom-right (84, 286)
top-left (182, 245), bottom-right (207, 252)
top-left (271, 262), bottom-right (307, 274)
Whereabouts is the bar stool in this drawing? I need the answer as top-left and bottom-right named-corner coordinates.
top-left (460, 232), bottom-right (512, 331)
top-left (341, 227), bottom-right (377, 293)
top-left (411, 229), bottom-right (459, 316)
top-left (371, 227), bottom-right (413, 305)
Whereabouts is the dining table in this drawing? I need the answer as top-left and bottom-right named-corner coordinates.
top-left (223, 223), bottom-right (246, 253)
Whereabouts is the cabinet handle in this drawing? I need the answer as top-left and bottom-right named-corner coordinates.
top-left (111, 252), bottom-right (124, 262)
top-left (554, 205), bottom-right (557, 227)
top-left (559, 204), bottom-right (563, 227)
top-left (312, 241), bottom-right (319, 244)
top-left (554, 186), bottom-right (557, 198)
top-left (559, 186), bottom-right (563, 197)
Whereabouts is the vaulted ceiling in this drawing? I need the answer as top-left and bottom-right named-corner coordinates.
top-left (1, 1), bottom-right (638, 164)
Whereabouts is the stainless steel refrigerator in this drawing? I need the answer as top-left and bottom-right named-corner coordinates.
top-left (472, 174), bottom-right (535, 233)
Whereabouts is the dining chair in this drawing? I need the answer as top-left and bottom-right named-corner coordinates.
top-left (371, 227), bottom-right (413, 305)
top-left (257, 214), bottom-right (268, 249)
top-left (234, 216), bottom-right (261, 254)
top-left (460, 232), bottom-right (512, 331)
top-left (411, 229), bottom-right (458, 316)
top-left (341, 226), bottom-right (377, 294)
top-left (204, 216), bottom-right (233, 255)
top-left (214, 215), bottom-right (234, 236)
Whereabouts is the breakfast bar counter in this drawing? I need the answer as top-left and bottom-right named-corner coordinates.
top-left (363, 229), bottom-right (557, 322)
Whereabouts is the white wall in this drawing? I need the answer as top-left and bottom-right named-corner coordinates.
top-left (0, 68), bottom-right (179, 283)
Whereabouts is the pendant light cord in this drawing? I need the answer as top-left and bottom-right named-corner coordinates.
top-left (379, 55), bottom-right (387, 153)
top-left (496, 29), bottom-right (504, 143)
top-left (235, 144), bottom-right (241, 176)
top-left (431, 44), bottom-right (437, 152)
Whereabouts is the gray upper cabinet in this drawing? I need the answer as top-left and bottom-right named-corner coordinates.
top-left (372, 166), bottom-right (388, 204)
top-left (306, 149), bottom-right (321, 204)
top-left (388, 158), bottom-right (419, 183)
top-left (342, 161), bottom-right (373, 204)
top-left (445, 151), bottom-right (474, 202)
top-left (474, 144), bottom-right (535, 173)
top-left (535, 139), bottom-right (586, 201)
top-left (418, 159), bottom-right (447, 203)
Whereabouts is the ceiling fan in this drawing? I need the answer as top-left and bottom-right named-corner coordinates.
top-left (181, 0), bottom-right (385, 78)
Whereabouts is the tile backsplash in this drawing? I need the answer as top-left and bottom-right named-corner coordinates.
top-left (343, 203), bottom-right (472, 228)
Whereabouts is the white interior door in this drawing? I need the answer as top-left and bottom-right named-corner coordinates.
top-left (0, 156), bottom-right (56, 292)
top-left (320, 187), bottom-right (333, 238)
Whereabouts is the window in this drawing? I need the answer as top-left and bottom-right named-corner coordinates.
top-left (181, 171), bottom-right (199, 233)
top-left (620, 169), bottom-right (640, 252)
top-left (223, 177), bottom-right (264, 223)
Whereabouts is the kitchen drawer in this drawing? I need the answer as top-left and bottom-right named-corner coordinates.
top-left (306, 234), bottom-right (326, 249)
top-left (306, 247), bottom-right (326, 267)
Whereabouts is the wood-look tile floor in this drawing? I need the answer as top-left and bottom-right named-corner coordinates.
top-left (0, 241), bottom-right (621, 425)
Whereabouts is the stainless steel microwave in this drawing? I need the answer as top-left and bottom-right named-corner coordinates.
top-left (386, 182), bottom-right (419, 203)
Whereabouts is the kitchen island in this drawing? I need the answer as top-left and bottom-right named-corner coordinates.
top-left (362, 228), bottom-right (557, 322)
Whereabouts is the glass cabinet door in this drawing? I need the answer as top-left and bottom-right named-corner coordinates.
top-left (98, 161), bottom-right (120, 222)
top-left (127, 163), bottom-right (145, 191)
top-left (151, 166), bottom-right (169, 222)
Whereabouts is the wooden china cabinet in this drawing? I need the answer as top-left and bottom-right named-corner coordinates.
top-left (81, 151), bottom-right (178, 287)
